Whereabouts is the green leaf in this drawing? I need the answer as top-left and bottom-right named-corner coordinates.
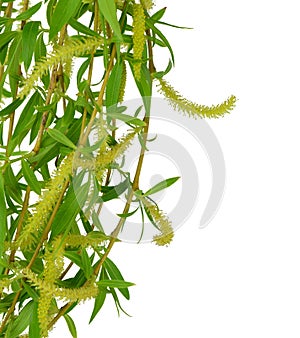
top-left (69, 17), bottom-right (99, 37)
top-left (97, 279), bottom-right (135, 288)
top-left (4, 165), bottom-right (22, 205)
top-left (21, 280), bottom-right (39, 303)
top-left (10, 300), bottom-right (34, 337)
top-left (151, 7), bottom-right (167, 22)
top-left (51, 182), bottom-right (89, 239)
top-left (99, 178), bottom-right (130, 203)
top-left (13, 92), bottom-right (41, 140)
top-left (15, 1), bottom-right (42, 21)
top-left (97, 0), bottom-right (122, 41)
top-left (49, 0), bottom-right (82, 41)
top-left (64, 314), bottom-right (77, 338)
top-left (0, 172), bottom-right (7, 258)
top-left (117, 206), bottom-right (139, 218)
top-left (64, 251), bottom-right (82, 268)
top-left (146, 17), bottom-right (175, 63)
top-left (29, 302), bottom-right (41, 338)
top-left (89, 288), bottom-right (106, 323)
top-left (106, 61), bottom-right (123, 107)
top-left (22, 21), bottom-right (40, 71)
top-left (47, 128), bottom-right (77, 150)
top-left (34, 32), bottom-right (47, 62)
top-left (153, 59), bottom-right (173, 79)
top-left (0, 31), bottom-right (17, 49)
top-left (80, 249), bottom-right (93, 279)
top-left (8, 33), bottom-right (22, 97)
top-left (0, 97), bottom-right (24, 117)
top-left (103, 257), bottom-right (130, 300)
top-left (21, 159), bottom-right (41, 195)
top-left (106, 111), bottom-right (146, 127)
top-left (144, 176), bottom-right (180, 196)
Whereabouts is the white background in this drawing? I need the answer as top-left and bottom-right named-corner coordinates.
top-left (53, 0), bottom-right (300, 337)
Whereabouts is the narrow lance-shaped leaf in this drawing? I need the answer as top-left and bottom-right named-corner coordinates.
top-left (21, 159), bottom-right (41, 195)
top-left (144, 176), bottom-right (180, 196)
top-left (9, 300), bottom-right (34, 337)
top-left (49, 0), bottom-right (82, 41)
top-left (22, 21), bottom-right (40, 71)
top-left (47, 128), bottom-right (77, 150)
top-left (103, 257), bottom-right (131, 300)
top-left (89, 288), bottom-right (107, 323)
top-left (16, 2), bottom-right (43, 21)
top-left (97, 280), bottom-right (135, 288)
top-left (64, 314), bottom-right (78, 338)
top-left (106, 61), bottom-right (123, 107)
top-left (98, 0), bottom-right (123, 41)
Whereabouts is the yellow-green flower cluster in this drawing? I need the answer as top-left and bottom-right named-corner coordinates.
top-left (43, 236), bottom-right (65, 282)
top-left (16, 153), bottom-right (74, 250)
top-left (132, 3), bottom-right (146, 80)
top-left (118, 61), bottom-right (127, 102)
top-left (143, 199), bottom-right (174, 246)
top-left (19, 37), bottom-right (104, 99)
top-left (22, 268), bottom-right (99, 303)
top-left (65, 233), bottom-right (108, 249)
top-left (95, 131), bottom-right (136, 180)
top-left (156, 78), bottom-right (237, 119)
top-left (38, 237), bottom-right (65, 337)
top-left (141, 0), bottom-right (154, 10)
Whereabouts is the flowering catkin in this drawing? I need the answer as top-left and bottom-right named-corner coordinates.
top-left (118, 61), bottom-right (127, 102)
top-left (143, 199), bottom-right (174, 246)
top-left (156, 78), bottom-right (237, 119)
top-left (16, 153), bottom-right (74, 250)
top-left (18, 37), bottom-right (104, 99)
top-left (22, 268), bottom-right (99, 303)
top-left (95, 131), bottom-right (136, 180)
top-left (132, 3), bottom-right (146, 80)
top-left (39, 237), bottom-right (65, 337)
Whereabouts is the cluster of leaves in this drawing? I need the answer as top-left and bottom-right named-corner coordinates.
top-left (0, 0), bottom-right (236, 337)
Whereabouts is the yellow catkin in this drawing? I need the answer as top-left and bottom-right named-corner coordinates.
top-left (65, 233), bottom-right (108, 249)
top-left (16, 153), bottom-right (74, 250)
top-left (38, 237), bottom-right (65, 337)
top-left (143, 199), bottom-right (174, 246)
top-left (43, 236), bottom-right (65, 282)
top-left (156, 78), bottom-right (237, 119)
top-left (118, 61), bottom-right (127, 102)
top-left (95, 131), bottom-right (136, 179)
top-left (132, 3), bottom-right (146, 80)
top-left (22, 268), bottom-right (99, 303)
top-left (141, 0), bottom-right (154, 10)
top-left (18, 37), bottom-right (104, 99)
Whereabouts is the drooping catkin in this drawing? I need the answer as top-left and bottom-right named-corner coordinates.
top-left (95, 131), bottom-right (136, 180)
top-left (118, 61), bottom-right (127, 102)
top-left (39, 237), bottom-right (65, 337)
top-left (132, 3), bottom-right (146, 80)
top-left (16, 153), bottom-right (74, 250)
top-left (143, 199), bottom-right (174, 246)
top-left (18, 37), bottom-right (104, 99)
top-left (156, 78), bottom-right (237, 119)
